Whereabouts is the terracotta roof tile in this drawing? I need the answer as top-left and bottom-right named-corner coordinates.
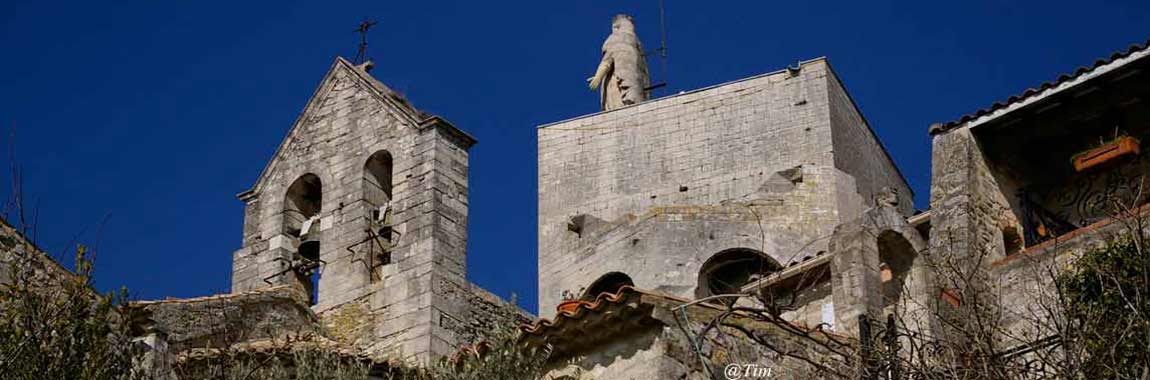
top-left (931, 40), bottom-right (1150, 135)
top-left (520, 285), bottom-right (644, 336)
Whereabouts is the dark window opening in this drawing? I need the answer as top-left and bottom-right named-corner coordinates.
top-left (696, 248), bottom-right (781, 304)
top-left (284, 174), bottom-right (323, 238)
top-left (1002, 224), bottom-right (1023, 256)
top-left (878, 231), bottom-right (915, 316)
top-left (582, 272), bottom-right (634, 301)
top-left (364, 151), bottom-right (395, 283)
top-left (283, 174), bottom-right (323, 305)
top-left (363, 151), bottom-right (394, 210)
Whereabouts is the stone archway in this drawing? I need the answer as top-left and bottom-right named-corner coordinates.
top-left (828, 205), bottom-right (931, 336)
top-left (696, 248), bottom-right (781, 304)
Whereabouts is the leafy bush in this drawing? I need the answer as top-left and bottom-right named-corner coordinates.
top-left (0, 245), bottom-right (141, 380)
top-left (175, 345), bottom-right (370, 380)
top-left (1058, 236), bottom-right (1150, 378)
top-left (174, 313), bottom-right (550, 380)
top-left (401, 325), bottom-right (551, 380)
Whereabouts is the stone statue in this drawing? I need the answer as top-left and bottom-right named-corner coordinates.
top-left (588, 14), bottom-right (651, 111)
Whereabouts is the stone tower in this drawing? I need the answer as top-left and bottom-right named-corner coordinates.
top-left (537, 58), bottom-right (913, 323)
top-left (230, 57), bottom-right (502, 361)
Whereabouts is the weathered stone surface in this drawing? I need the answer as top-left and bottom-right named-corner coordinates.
top-left (228, 57), bottom-right (518, 362)
top-left (922, 45), bottom-right (1150, 360)
top-left (538, 58), bottom-right (912, 317)
top-left (0, 218), bottom-right (74, 287)
top-left (827, 205), bottom-right (931, 336)
top-left (129, 286), bottom-right (318, 353)
top-left (532, 290), bottom-right (846, 379)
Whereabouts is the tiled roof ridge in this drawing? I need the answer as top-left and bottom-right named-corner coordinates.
top-left (932, 39), bottom-right (1150, 135)
top-left (520, 286), bottom-right (856, 343)
top-left (520, 285), bottom-right (642, 335)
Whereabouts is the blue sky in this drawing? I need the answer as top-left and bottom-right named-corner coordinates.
top-left (1, 0), bottom-right (1147, 313)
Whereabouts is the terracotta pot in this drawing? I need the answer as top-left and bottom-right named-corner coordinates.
top-left (1073, 136), bottom-right (1140, 172)
top-left (556, 299), bottom-right (585, 314)
top-left (941, 288), bottom-right (962, 308)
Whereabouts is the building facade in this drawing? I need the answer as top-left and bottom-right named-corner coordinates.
top-left (537, 58), bottom-right (912, 325)
top-left (228, 57), bottom-right (516, 362)
top-left (3, 14), bottom-right (1142, 378)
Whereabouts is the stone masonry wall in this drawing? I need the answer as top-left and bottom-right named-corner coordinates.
top-left (0, 216), bottom-right (72, 285)
top-left (130, 286), bottom-right (319, 353)
top-left (929, 124), bottom-right (1080, 354)
top-left (434, 279), bottom-right (532, 352)
top-left (826, 68), bottom-right (913, 215)
top-left (537, 59), bottom-right (910, 316)
top-left (542, 304), bottom-right (845, 380)
top-left (0, 218), bottom-right (74, 287)
top-left (538, 60), bottom-right (835, 232)
top-left (231, 57), bottom-right (493, 362)
top-left (540, 166), bottom-right (859, 313)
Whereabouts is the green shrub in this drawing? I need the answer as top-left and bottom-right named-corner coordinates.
top-left (175, 345), bottom-right (370, 380)
top-left (0, 245), bottom-right (141, 380)
top-left (1058, 236), bottom-right (1150, 378)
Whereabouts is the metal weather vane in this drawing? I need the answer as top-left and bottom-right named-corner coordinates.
top-left (353, 19), bottom-right (378, 65)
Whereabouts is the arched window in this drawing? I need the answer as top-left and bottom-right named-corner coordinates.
top-left (364, 151), bottom-right (393, 207)
top-left (363, 151), bottom-right (395, 283)
top-left (364, 150), bottom-right (394, 236)
top-left (696, 248), bottom-right (781, 301)
top-left (877, 230), bottom-right (916, 316)
top-left (283, 174), bottom-right (323, 239)
top-left (582, 272), bottom-right (634, 300)
top-left (283, 174), bottom-right (322, 305)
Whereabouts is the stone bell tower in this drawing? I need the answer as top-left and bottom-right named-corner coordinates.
top-left (229, 57), bottom-right (482, 360)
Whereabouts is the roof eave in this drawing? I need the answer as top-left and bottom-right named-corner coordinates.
top-left (931, 40), bottom-right (1150, 136)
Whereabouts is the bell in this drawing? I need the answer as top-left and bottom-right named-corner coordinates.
top-left (378, 226), bottom-right (393, 242)
top-left (298, 239), bottom-right (320, 262)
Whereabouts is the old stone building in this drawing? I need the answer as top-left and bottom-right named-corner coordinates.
top-left (525, 15), bottom-right (1150, 380)
top-left (1, 10), bottom-right (1147, 379)
top-left (537, 56), bottom-right (912, 321)
top-left (926, 40), bottom-right (1150, 351)
top-left (223, 57), bottom-right (522, 362)
top-left (526, 15), bottom-right (926, 379)
top-left (103, 56), bottom-right (524, 369)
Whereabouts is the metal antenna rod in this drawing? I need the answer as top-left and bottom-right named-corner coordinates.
top-left (642, 0), bottom-right (672, 94)
top-left (354, 18), bottom-right (378, 65)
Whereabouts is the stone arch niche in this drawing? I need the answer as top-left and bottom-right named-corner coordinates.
top-left (696, 248), bottom-right (781, 303)
top-left (362, 150), bottom-right (395, 282)
top-left (363, 150), bottom-right (394, 212)
top-left (829, 206), bottom-right (931, 337)
top-left (283, 173), bottom-right (323, 305)
top-left (582, 272), bottom-right (634, 301)
top-left (284, 174), bottom-right (323, 238)
top-left (877, 230), bottom-right (916, 318)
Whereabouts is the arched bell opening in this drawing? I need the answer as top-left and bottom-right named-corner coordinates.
top-left (282, 174), bottom-right (323, 305)
top-left (361, 151), bottom-right (396, 283)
